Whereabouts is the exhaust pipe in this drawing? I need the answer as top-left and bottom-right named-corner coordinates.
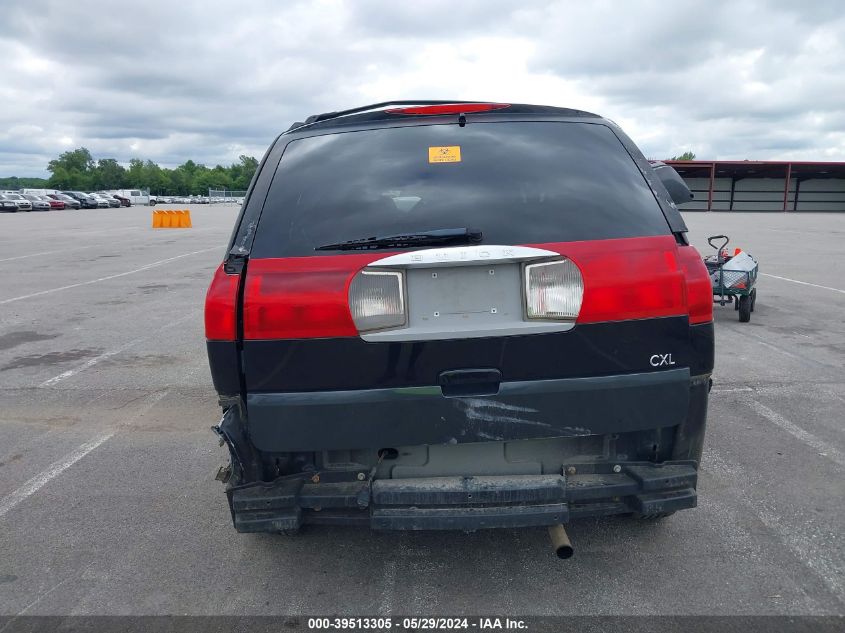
top-left (548, 524), bottom-right (574, 559)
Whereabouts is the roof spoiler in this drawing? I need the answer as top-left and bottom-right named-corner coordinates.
top-left (288, 100), bottom-right (488, 131)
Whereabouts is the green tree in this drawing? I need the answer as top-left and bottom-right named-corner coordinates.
top-left (47, 147), bottom-right (95, 189)
top-left (91, 158), bottom-right (127, 190)
top-left (0, 176), bottom-right (49, 189)
top-left (49, 147), bottom-right (94, 173)
top-left (140, 160), bottom-right (168, 194)
top-left (168, 168), bottom-right (188, 195)
top-left (194, 165), bottom-right (232, 195)
top-left (231, 154), bottom-right (259, 190)
top-left (126, 158), bottom-right (145, 185)
top-left (670, 151), bottom-right (696, 161)
top-left (29, 148), bottom-right (260, 194)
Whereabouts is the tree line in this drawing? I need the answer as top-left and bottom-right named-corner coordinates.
top-left (1, 147), bottom-right (699, 194)
top-left (0, 148), bottom-right (259, 195)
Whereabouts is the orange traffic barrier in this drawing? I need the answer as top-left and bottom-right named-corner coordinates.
top-left (152, 209), bottom-right (192, 229)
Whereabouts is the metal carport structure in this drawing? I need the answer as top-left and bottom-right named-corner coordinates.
top-left (665, 160), bottom-right (845, 212)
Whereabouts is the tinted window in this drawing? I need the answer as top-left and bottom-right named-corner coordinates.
top-left (252, 121), bottom-right (669, 257)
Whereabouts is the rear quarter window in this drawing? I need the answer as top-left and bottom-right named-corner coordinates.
top-left (251, 121), bottom-right (670, 258)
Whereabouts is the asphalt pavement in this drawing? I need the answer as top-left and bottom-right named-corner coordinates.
top-left (0, 205), bottom-right (843, 616)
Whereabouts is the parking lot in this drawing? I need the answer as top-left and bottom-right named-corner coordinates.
top-left (0, 205), bottom-right (843, 616)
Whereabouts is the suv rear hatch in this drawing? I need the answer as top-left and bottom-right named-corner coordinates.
top-left (208, 117), bottom-right (712, 453)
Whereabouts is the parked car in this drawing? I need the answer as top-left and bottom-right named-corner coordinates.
top-left (2, 192), bottom-right (33, 211)
top-left (94, 192), bottom-right (122, 208)
top-left (111, 194), bottom-right (131, 207)
top-left (22, 194), bottom-right (52, 211)
top-left (93, 193), bottom-right (119, 208)
top-left (38, 195), bottom-right (65, 210)
top-left (88, 194), bottom-right (112, 208)
top-left (47, 193), bottom-right (81, 209)
top-left (204, 101), bottom-right (714, 543)
top-left (0, 194), bottom-right (21, 212)
top-left (63, 191), bottom-right (99, 209)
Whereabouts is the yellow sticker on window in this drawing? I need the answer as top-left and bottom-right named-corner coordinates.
top-left (428, 146), bottom-right (462, 163)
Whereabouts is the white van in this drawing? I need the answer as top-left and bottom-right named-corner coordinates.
top-left (21, 188), bottom-right (60, 196)
top-left (104, 189), bottom-right (151, 205)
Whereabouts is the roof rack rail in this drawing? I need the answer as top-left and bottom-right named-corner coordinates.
top-left (302, 100), bottom-right (486, 125)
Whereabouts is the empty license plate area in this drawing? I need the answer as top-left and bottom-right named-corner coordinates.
top-left (410, 264), bottom-right (520, 329)
top-left (359, 262), bottom-right (577, 342)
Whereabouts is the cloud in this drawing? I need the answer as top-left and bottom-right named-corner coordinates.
top-left (0, 0), bottom-right (843, 176)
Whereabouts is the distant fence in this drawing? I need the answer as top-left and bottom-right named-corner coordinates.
top-left (209, 189), bottom-right (247, 204)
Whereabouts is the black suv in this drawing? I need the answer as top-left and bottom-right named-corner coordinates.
top-left (205, 101), bottom-right (714, 538)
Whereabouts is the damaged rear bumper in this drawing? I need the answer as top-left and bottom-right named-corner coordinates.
top-left (245, 368), bottom-right (692, 451)
top-left (227, 461), bottom-right (698, 532)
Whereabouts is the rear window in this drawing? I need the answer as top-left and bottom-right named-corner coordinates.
top-left (251, 121), bottom-right (669, 258)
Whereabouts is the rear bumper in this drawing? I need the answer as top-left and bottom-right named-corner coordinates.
top-left (228, 461), bottom-right (698, 532)
top-left (247, 368), bottom-right (691, 451)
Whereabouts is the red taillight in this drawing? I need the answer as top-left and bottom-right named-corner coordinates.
top-left (243, 254), bottom-right (383, 340)
top-left (386, 103), bottom-right (510, 115)
top-left (535, 236), bottom-right (688, 324)
top-left (205, 264), bottom-right (240, 340)
top-left (677, 245), bottom-right (714, 324)
top-left (241, 236), bottom-right (710, 341)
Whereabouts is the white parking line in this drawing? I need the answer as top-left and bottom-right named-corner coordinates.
top-left (747, 399), bottom-right (845, 469)
top-left (761, 273), bottom-right (845, 295)
top-left (0, 232), bottom-right (220, 264)
top-left (0, 390), bottom-right (169, 519)
top-left (0, 246), bottom-right (98, 263)
top-left (0, 431), bottom-right (114, 519)
top-left (704, 449), bottom-right (844, 600)
top-left (0, 247), bottom-right (218, 305)
top-left (38, 311), bottom-right (199, 387)
top-left (59, 226), bottom-right (222, 238)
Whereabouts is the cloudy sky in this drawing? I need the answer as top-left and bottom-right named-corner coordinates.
top-left (1, 0), bottom-right (844, 176)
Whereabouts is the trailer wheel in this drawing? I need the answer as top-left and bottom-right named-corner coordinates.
top-left (734, 296), bottom-right (739, 310)
top-left (750, 288), bottom-right (757, 312)
top-left (739, 294), bottom-right (751, 322)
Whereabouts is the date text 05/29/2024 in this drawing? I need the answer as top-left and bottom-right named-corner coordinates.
top-left (307, 617), bottom-right (528, 630)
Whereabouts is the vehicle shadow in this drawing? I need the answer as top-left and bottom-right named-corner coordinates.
top-left (241, 514), bottom-right (682, 613)
top-left (239, 515), bottom-right (686, 612)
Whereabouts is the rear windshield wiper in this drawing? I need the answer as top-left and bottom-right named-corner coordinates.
top-left (315, 227), bottom-right (482, 251)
